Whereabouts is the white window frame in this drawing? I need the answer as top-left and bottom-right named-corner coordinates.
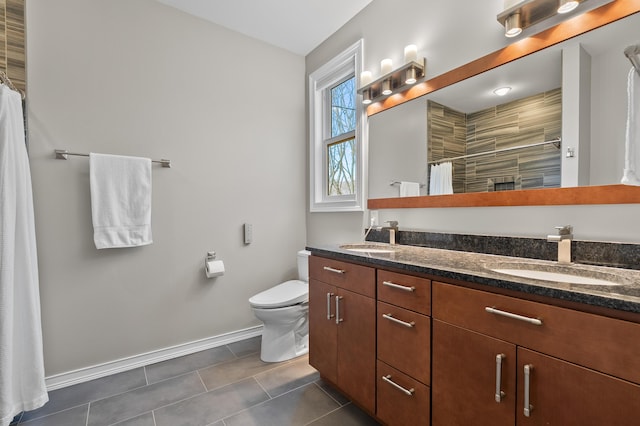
top-left (309, 39), bottom-right (367, 212)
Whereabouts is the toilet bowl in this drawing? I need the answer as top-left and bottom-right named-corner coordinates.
top-left (249, 250), bottom-right (311, 362)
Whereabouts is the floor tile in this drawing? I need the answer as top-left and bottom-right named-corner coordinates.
top-left (20, 368), bottom-right (147, 422)
top-left (198, 353), bottom-right (283, 391)
top-left (307, 403), bottom-right (380, 425)
top-left (154, 377), bottom-right (270, 426)
top-left (87, 372), bottom-right (205, 425)
top-left (145, 346), bottom-right (237, 384)
top-left (223, 383), bottom-right (340, 426)
top-left (110, 412), bottom-right (156, 426)
top-left (227, 336), bottom-right (261, 358)
top-left (19, 405), bottom-right (88, 426)
top-left (254, 356), bottom-right (319, 397)
top-left (314, 379), bottom-right (350, 406)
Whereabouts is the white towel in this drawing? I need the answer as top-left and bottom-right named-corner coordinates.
top-left (90, 153), bottom-right (153, 249)
top-left (399, 181), bottom-right (420, 197)
top-left (429, 162), bottom-right (454, 195)
top-left (622, 67), bottom-right (640, 185)
top-left (441, 162), bottom-right (454, 195)
top-left (0, 85), bottom-right (48, 425)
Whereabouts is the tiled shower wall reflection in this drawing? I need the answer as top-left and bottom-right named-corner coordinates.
top-left (427, 88), bottom-right (562, 194)
top-left (0, 0), bottom-right (25, 91)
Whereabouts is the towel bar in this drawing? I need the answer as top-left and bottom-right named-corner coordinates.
top-left (55, 149), bottom-right (171, 168)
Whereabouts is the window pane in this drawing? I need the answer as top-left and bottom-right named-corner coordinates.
top-left (331, 76), bottom-right (356, 138)
top-left (327, 138), bottom-right (356, 196)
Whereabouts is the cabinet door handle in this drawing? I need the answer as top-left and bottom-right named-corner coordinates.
top-left (485, 307), bottom-right (543, 326)
top-left (335, 295), bottom-right (343, 325)
top-left (382, 313), bottom-right (415, 328)
top-left (524, 364), bottom-right (534, 417)
top-left (323, 266), bottom-right (345, 274)
top-left (495, 354), bottom-right (506, 402)
top-left (326, 292), bottom-right (335, 320)
top-left (382, 280), bottom-right (415, 292)
top-left (382, 375), bottom-right (415, 396)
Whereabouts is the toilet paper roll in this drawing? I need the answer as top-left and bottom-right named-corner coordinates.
top-left (205, 259), bottom-right (225, 278)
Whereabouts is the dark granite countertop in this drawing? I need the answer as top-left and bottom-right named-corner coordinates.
top-left (306, 243), bottom-right (640, 314)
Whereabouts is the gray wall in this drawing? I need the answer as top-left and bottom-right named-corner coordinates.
top-left (27, 0), bottom-right (306, 376)
top-left (368, 98), bottom-right (427, 199)
top-left (305, 0), bottom-right (640, 246)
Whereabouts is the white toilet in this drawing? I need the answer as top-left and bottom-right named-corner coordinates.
top-left (249, 250), bottom-right (311, 362)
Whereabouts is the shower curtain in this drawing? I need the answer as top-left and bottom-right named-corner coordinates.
top-left (0, 85), bottom-right (48, 425)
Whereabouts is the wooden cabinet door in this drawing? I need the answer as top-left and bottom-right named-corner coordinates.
top-left (517, 348), bottom-right (640, 426)
top-left (377, 360), bottom-right (430, 426)
top-left (377, 301), bottom-right (430, 385)
top-left (432, 320), bottom-right (516, 426)
top-left (337, 287), bottom-right (376, 413)
top-left (308, 279), bottom-right (337, 384)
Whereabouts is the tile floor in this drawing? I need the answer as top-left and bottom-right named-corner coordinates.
top-left (10, 336), bottom-right (380, 426)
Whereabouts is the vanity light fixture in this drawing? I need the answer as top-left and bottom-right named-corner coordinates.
top-left (557, 0), bottom-right (579, 13)
top-left (357, 46), bottom-right (426, 105)
top-left (497, 0), bottom-right (595, 39)
top-left (493, 86), bottom-right (512, 96)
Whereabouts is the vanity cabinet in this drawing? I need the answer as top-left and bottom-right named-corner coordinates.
top-left (376, 271), bottom-right (431, 426)
top-left (432, 281), bottom-right (640, 425)
top-left (308, 255), bottom-right (376, 413)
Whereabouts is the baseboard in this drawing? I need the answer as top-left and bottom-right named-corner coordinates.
top-left (45, 325), bottom-right (263, 391)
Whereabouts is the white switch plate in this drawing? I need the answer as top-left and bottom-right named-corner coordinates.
top-left (244, 223), bottom-right (252, 244)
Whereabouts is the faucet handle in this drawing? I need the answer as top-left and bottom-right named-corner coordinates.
top-left (555, 225), bottom-right (573, 235)
top-left (386, 220), bottom-right (399, 228)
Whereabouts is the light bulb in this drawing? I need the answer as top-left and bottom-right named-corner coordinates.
top-left (493, 86), bottom-right (512, 96)
top-left (558, 0), bottom-right (579, 14)
top-left (505, 13), bottom-right (522, 38)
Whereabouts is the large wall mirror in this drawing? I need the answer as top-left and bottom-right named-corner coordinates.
top-left (368, 2), bottom-right (640, 208)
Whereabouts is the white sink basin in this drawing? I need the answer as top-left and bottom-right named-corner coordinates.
top-left (487, 263), bottom-right (623, 286)
top-left (339, 244), bottom-right (396, 255)
top-left (345, 248), bottom-right (396, 254)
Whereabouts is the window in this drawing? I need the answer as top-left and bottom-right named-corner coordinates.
top-left (309, 40), bottom-right (366, 212)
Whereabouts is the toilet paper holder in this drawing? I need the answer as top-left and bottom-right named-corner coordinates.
top-left (205, 251), bottom-right (225, 278)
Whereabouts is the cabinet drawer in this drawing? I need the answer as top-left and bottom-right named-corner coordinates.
top-left (378, 301), bottom-right (430, 384)
top-left (377, 360), bottom-right (430, 426)
top-left (309, 255), bottom-right (375, 297)
top-left (377, 270), bottom-right (431, 315)
top-left (433, 281), bottom-right (640, 384)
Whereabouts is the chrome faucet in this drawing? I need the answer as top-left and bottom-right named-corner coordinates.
top-left (383, 221), bottom-right (399, 245)
top-left (547, 225), bottom-right (573, 264)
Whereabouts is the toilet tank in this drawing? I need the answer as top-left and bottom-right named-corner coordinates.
top-left (297, 250), bottom-right (311, 282)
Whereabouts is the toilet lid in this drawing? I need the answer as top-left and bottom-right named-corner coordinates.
top-left (249, 280), bottom-right (309, 309)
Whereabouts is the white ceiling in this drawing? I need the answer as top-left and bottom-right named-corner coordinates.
top-left (155, 0), bottom-right (373, 56)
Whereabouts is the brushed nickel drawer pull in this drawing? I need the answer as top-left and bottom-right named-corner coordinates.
top-left (495, 353), bottom-right (506, 403)
top-left (335, 296), bottom-right (343, 325)
top-left (485, 307), bottom-right (543, 326)
top-left (382, 375), bottom-right (414, 396)
top-left (326, 292), bottom-right (334, 320)
top-left (524, 364), bottom-right (534, 417)
top-left (382, 280), bottom-right (416, 292)
top-left (323, 266), bottom-right (345, 274)
top-left (382, 313), bottom-right (415, 328)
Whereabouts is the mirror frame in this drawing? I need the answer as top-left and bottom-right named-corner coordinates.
top-left (367, 0), bottom-right (640, 209)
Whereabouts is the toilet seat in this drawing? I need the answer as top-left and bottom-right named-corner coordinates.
top-left (249, 280), bottom-right (308, 309)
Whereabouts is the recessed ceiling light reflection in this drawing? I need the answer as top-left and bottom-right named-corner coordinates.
top-left (493, 87), bottom-right (512, 96)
